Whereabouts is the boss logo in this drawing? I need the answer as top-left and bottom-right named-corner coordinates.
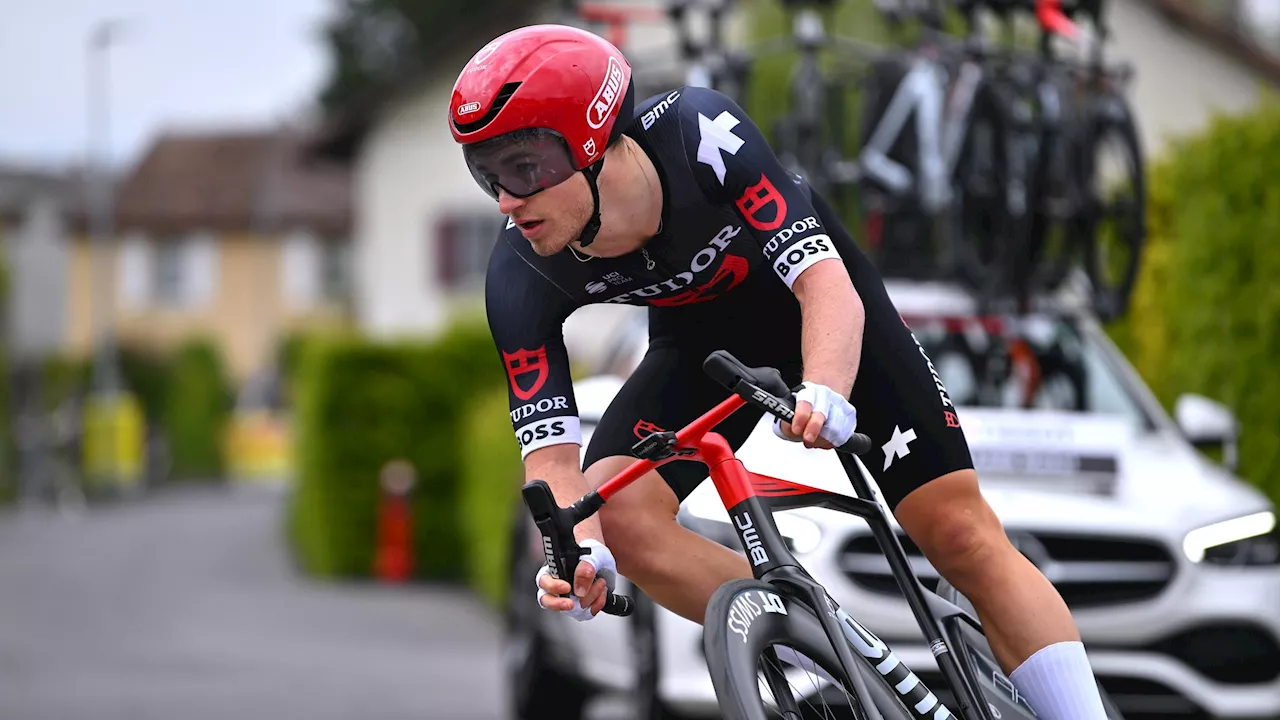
top-left (588, 57), bottom-right (625, 129)
top-left (517, 420), bottom-right (567, 449)
top-left (774, 236), bottom-right (834, 278)
top-left (457, 101), bottom-right (482, 116)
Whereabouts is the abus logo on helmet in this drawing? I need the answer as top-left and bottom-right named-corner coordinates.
top-left (588, 57), bottom-right (624, 130)
top-left (457, 101), bottom-right (482, 116)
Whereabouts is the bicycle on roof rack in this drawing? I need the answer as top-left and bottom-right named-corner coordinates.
top-left (521, 348), bottom-right (1125, 719)
top-left (852, 0), bottom-right (1016, 294)
top-left (565, 0), bottom-right (757, 100)
top-left (990, 0), bottom-right (1146, 322)
top-left (854, 0), bottom-right (1144, 321)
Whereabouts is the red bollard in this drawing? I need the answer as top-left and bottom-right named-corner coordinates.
top-left (374, 460), bottom-right (416, 583)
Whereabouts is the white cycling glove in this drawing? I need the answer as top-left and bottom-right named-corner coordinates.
top-left (535, 538), bottom-right (618, 623)
top-left (772, 383), bottom-right (858, 447)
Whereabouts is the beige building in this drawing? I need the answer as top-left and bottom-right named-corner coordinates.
top-left (67, 127), bottom-right (354, 383)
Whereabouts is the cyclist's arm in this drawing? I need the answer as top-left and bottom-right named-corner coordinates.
top-left (485, 234), bottom-right (603, 545)
top-left (680, 87), bottom-right (865, 399)
top-left (523, 444), bottom-right (603, 544)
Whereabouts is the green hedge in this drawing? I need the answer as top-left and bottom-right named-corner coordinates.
top-left (460, 385), bottom-right (525, 608)
top-left (1107, 96), bottom-right (1280, 504)
top-left (161, 338), bottom-right (232, 480)
top-left (287, 316), bottom-right (505, 581)
top-left (37, 345), bottom-right (169, 420)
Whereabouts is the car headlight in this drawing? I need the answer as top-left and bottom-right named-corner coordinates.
top-left (1183, 511), bottom-right (1280, 566)
top-left (678, 503), bottom-right (824, 556)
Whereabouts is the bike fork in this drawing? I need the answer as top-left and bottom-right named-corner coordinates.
top-left (768, 567), bottom-right (883, 720)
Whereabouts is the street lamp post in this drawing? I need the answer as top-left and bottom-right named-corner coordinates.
top-left (84, 19), bottom-right (132, 495)
top-left (86, 20), bottom-right (124, 398)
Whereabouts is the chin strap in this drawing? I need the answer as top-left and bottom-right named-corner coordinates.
top-left (576, 156), bottom-right (606, 249)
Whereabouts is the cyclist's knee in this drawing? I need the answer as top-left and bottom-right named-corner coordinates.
top-left (588, 462), bottom-right (680, 578)
top-left (894, 469), bottom-right (1009, 582)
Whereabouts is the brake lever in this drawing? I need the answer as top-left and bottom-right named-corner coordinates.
top-left (520, 480), bottom-right (633, 617)
top-left (722, 376), bottom-right (873, 456)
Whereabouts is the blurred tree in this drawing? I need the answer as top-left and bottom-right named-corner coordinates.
top-left (317, 0), bottom-right (553, 116)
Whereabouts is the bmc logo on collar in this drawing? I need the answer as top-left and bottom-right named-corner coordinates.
top-left (588, 57), bottom-right (625, 130)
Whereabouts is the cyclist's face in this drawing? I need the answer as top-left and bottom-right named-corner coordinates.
top-left (498, 171), bottom-right (593, 258)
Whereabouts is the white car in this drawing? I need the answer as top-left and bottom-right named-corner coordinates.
top-left (505, 281), bottom-right (1280, 720)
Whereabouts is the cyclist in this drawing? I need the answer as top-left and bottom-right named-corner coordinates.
top-left (450, 24), bottom-right (1106, 720)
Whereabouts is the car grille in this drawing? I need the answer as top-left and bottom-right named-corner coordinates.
top-left (836, 530), bottom-right (1175, 608)
top-left (911, 671), bottom-right (1210, 720)
top-left (1146, 622), bottom-right (1280, 684)
top-left (1096, 676), bottom-right (1211, 720)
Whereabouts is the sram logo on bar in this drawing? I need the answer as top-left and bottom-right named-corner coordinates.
top-left (750, 388), bottom-right (794, 422)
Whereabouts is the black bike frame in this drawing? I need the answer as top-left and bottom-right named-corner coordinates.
top-left (565, 379), bottom-right (995, 719)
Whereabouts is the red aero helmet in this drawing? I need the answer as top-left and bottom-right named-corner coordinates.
top-left (449, 24), bottom-right (634, 170)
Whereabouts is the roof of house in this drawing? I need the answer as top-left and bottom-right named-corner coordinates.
top-left (1141, 0), bottom-right (1280, 83)
top-left (103, 126), bottom-right (351, 237)
top-left (0, 165), bottom-right (83, 223)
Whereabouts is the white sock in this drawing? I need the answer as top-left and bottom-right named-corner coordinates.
top-left (1009, 641), bottom-right (1108, 720)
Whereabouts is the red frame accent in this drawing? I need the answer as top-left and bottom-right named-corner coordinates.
top-left (594, 395), bottom-right (834, 511)
top-left (1035, 0), bottom-right (1080, 40)
top-left (576, 2), bottom-right (665, 49)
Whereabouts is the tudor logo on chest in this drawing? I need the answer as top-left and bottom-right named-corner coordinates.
top-left (604, 223), bottom-right (742, 304)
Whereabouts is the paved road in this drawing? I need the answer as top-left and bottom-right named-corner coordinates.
top-left (0, 484), bottom-right (505, 720)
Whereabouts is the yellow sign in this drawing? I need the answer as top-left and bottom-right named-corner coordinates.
top-left (227, 410), bottom-right (293, 482)
top-left (82, 391), bottom-right (145, 490)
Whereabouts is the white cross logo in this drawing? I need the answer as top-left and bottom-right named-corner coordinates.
top-left (882, 425), bottom-right (917, 471)
top-left (696, 111), bottom-right (744, 185)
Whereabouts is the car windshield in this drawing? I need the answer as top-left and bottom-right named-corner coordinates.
top-left (905, 313), bottom-right (1150, 429)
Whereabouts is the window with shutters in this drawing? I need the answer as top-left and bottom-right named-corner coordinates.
top-left (320, 239), bottom-right (351, 302)
top-left (434, 212), bottom-right (503, 291)
top-left (154, 239), bottom-right (185, 306)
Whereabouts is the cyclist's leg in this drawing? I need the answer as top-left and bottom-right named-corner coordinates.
top-left (583, 308), bottom-right (803, 625)
top-left (817, 188), bottom-right (1107, 718)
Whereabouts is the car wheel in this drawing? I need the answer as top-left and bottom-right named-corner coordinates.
top-left (506, 514), bottom-right (590, 720)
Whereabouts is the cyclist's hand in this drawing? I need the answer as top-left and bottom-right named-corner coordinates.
top-left (773, 383), bottom-right (857, 450)
top-left (535, 539), bottom-right (617, 622)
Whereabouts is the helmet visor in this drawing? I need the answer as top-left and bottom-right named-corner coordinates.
top-left (462, 128), bottom-right (580, 200)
